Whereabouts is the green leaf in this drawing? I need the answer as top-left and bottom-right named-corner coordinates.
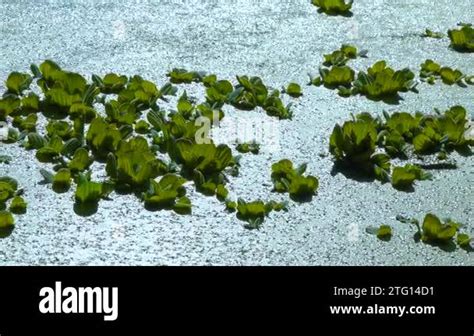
top-left (206, 80), bottom-right (234, 106)
top-left (371, 153), bottom-right (391, 182)
top-left (105, 153), bottom-right (118, 179)
top-left (69, 103), bottom-right (97, 123)
top-left (68, 148), bottom-right (91, 172)
top-left (0, 177), bottom-right (18, 192)
top-left (53, 168), bottom-right (72, 193)
top-left (236, 199), bottom-right (267, 228)
top-left (100, 73), bottom-right (128, 93)
top-left (135, 120), bottom-right (150, 134)
top-left (173, 196), bottom-right (192, 215)
top-left (321, 66), bottom-right (355, 87)
top-left (329, 119), bottom-right (377, 170)
top-left (0, 177), bottom-right (17, 202)
top-left (288, 175), bottom-right (319, 199)
top-left (39, 169), bottom-right (54, 184)
top-left (420, 59), bottom-right (441, 77)
top-left (376, 225), bottom-right (392, 241)
top-left (311, 0), bottom-right (353, 15)
top-left (9, 196), bottom-right (27, 214)
top-left (86, 117), bottom-right (122, 158)
top-left (13, 113), bottom-right (37, 132)
top-left (61, 137), bottom-right (82, 157)
top-left (21, 93), bottom-right (40, 113)
top-left (39, 60), bottom-right (62, 83)
top-left (421, 213), bottom-right (458, 244)
top-left (413, 133), bottom-right (436, 153)
top-left (30, 64), bottom-right (42, 78)
top-left (0, 210), bottom-right (15, 238)
top-left (144, 174), bottom-right (187, 209)
top-left (284, 83), bottom-right (303, 97)
top-left (115, 137), bottom-right (167, 188)
top-left (263, 96), bottom-right (292, 119)
top-left (6, 72), bottom-right (32, 95)
top-left (235, 141), bottom-right (260, 154)
top-left (354, 61), bottom-right (416, 98)
top-left (0, 97), bottom-right (21, 120)
top-left (216, 184), bottom-right (228, 201)
top-left (271, 159), bottom-right (318, 200)
top-left (225, 200), bottom-right (237, 212)
top-left (439, 67), bottom-right (464, 85)
top-left (457, 233), bottom-right (472, 248)
top-left (75, 174), bottom-right (105, 204)
top-left (26, 132), bottom-right (46, 150)
top-left (391, 164), bottom-right (430, 190)
top-left (448, 25), bottom-right (474, 52)
top-left (167, 68), bottom-right (201, 84)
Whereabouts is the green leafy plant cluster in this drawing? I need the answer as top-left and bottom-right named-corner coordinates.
top-left (310, 53), bottom-right (417, 100)
top-left (309, 45), bottom-right (365, 97)
top-left (448, 23), bottom-right (474, 52)
top-left (282, 83), bottom-right (303, 98)
top-left (0, 176), bottom-right (27, 238)
top-left (271, 160), bottom-right (319, 201)
top-left (233, 198), bottom-right (288, 230)
top-left (235, 141), bottom-right (260, 154)
top-left (391, 164), bottom-right (432, 190)
top-left (420, 59), bottom-right (472, 86)
top-left (396, 214), bottom-right (472, 250)
top-left (352, 61), bottom-right (417, 100)
top-left (225, 75), bottom-right (294, 119)
top-left (0, 60), bottom-right (314, 229)
top-left (311, 0), bottom-right (353, 16)
top-left (223, 158), bottom-right (318, 228)
top-left (166, 70), bottom-right (299, 119)
top-left (366, 224), bottom-right (393, 241)
top-left (322, 44), bottom-right (366, 67)
top-left (330, 106), bottom-right (472, 189)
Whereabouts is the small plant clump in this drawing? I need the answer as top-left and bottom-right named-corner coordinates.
top-left (311, 0), bottom-right (353, 16)
top-left (0, 176), bottom-right (27, 237)
top-left (235, 141), bottom-right (260, 154)
top-left (396, 214), bottom-right (472, 250)
top-left (309, 44), bottom-right (366, 97)
top-left (366, 225), bottom-right (392, 241)
top-left (448, 23), bottom-right (474, 52)
top-left (282, 83), bottom-right (303, 98)
top-left (420, 59), bottom-right (472, 86)
top-left (310, 56), bottom-right (417, 101)
top-left (329, 106), bottom-right (473, 189)
top-left (235, 198), bottom-right (288, 230)
top-left (271, 160), bottom-right (319, 201)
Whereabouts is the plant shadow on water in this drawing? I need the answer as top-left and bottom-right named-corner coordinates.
top-left (427, 240), bottom-right (457, 253)
top-left (73, 201), bottom-right (98, 217)
top-left (414, 232), bottom-right (464, 253)
top-left (461, 245), bottom-right (474, 253)
top-left (290, 193), bottom-right (315, 203)
top-left (330, 162), bottom-right (376, 183)
top-left (364, 94), bottom-right (403, 105)
top-left (0, 227), bottom-right (14, 239)
top-left (455, 146), bottom-right (473, 157)
top-left (317, 8), bottom-right (353, 17)
top-left (52, 184), bottom-right (70, 194)
top-left (417, 163), bottom-right (458, 170)
top-left (392, 184), bottom-right (415, 193)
